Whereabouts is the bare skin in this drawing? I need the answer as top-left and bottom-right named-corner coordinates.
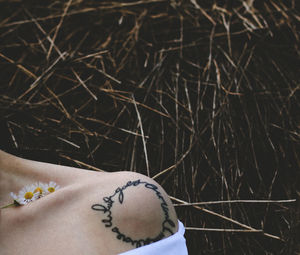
top-left (0, 150), bottom-right (178, 255)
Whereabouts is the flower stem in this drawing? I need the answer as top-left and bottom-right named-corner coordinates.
top-left (1, 203), bottom-right (15, 209)
top-left (0, 200), bottom-right (21, 209)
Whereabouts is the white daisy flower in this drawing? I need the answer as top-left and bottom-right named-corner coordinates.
top-left (44, 181), bottom-right (60, 194)
top-left (33, 182), bottom-right (47, 198)
top-left (10, 184), bottom-right (39, 205)
top-left (10, 192), bottom-right (19, 204)
top-left (3, 181), bottom-right (61, 209)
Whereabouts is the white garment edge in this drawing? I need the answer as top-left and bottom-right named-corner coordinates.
top-left (119, 220), bottom-right (188, 255)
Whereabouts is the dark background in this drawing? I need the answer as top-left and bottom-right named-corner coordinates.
top-left (0, 1), bottom-right (299, 254)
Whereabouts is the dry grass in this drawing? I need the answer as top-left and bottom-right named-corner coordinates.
top-left (0, 0), bottom-right (299, 254)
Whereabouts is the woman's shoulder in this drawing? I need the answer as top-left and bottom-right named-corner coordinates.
top-left (0, 170), bottom-right (179, 255)
top-left (81, 171), bottom-right (179, 253)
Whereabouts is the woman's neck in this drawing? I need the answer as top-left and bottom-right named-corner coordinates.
top-left (0, 149), bottom-right (98, 206)
top-left (0, 150), bottom-right (38, 206)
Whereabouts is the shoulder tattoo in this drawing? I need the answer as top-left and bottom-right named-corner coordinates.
top-left (91, 179), bottom-right (176, 248)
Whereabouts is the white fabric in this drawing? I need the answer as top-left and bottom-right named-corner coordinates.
top-left (119, 220), bottom-right (188, 255)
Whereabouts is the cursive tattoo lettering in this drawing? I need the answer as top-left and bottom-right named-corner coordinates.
top-left (91, 179), bottom-right (176, 248)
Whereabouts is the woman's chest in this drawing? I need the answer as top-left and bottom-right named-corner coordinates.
top-left (0, 182), bottom-right (132, 255)
top-left (0, 204), bottom-right (115, 255)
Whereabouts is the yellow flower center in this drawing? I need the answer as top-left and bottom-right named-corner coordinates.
top-left (24, 192), bottom-right (34, 200)
top-left (48, 187), bottom-right (55, 193)
top-left (34, 187), bottom-right (43, 194)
